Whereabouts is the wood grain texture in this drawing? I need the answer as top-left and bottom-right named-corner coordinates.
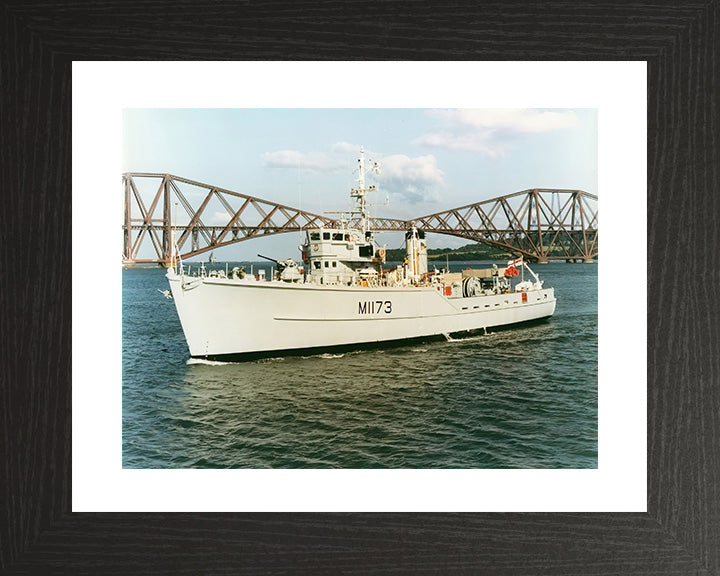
top-left (1, 1), bottom-right (718, 574)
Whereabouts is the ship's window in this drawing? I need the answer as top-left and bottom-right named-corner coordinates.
top-left (324, 261), bottom-right (329, 268)
top-left (359, 245), bottom-right (374, 257)
top-left (310, 232), bottom-right (320, 241)
top-left (344, 234), bottom-right (350, 241)
top-left (332, 233), bottom-right (343, 241)
top-left (332, 261), bottom-right (337, 268)
top-left (313, 261), bottom-right (320, 269)
top-left (323, 232), bottom-right (330, 240)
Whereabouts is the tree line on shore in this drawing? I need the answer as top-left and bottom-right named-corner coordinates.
top-left (384, 242), bottom-right (512, 262)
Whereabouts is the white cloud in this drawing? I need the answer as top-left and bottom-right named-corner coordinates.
top-left (430, 109), bottom-right (579, 133)
top-left (413, 131), bottom-right (500, 158)
top-left (376, 154), bottom-right (445, 204)
top-left (331, 141), bottom-right (361, 154)
top-left (262, 149), bottom-right (345, 172)
top-left (262, 141), bottom-right (364, 173)
top-left (262, 145), bottom-right (445, 204)
top-left (208, 211), bottom-right (230, 225)
top-left (414, 108), bottom-right (580, 158)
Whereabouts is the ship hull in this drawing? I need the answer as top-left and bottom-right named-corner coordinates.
top-left (167, 271), bottom-right (557, 359)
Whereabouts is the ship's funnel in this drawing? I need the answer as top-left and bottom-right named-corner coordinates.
top-left (405, 227), bottom-right (428, 278)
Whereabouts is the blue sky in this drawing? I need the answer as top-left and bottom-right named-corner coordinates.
top-left (123, 108), bottom-right (597, 260)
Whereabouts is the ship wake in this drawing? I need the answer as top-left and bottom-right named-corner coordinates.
top-left (186, 358), bottom-right (235, 366)
top-left (443, 329), bottom-right (492, 343)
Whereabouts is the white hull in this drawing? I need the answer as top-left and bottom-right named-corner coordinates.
top-left (167, 270), bottom-right (556, 359)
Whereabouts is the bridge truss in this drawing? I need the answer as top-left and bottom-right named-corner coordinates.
top-left (408, 188), bottom-right (598, 262)
top-left (122, 173), bottom-right (597, 265)
top-left (122, 173), bottom-right (336, 265)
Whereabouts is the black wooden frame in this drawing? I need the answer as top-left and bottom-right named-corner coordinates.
top-left (2, 2), bottom-right (718, 574)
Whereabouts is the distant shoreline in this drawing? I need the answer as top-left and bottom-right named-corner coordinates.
top-left (384, 244), bottom-right (512, 262)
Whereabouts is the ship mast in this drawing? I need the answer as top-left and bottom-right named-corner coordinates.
top-left (350, 146), bottom-right (378, 235)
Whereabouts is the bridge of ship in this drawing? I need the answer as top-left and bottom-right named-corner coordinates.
top-left (122, 173), bottom-right (598, 265)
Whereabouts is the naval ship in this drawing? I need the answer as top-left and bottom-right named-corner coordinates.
top-left (166, 149), bottom-right (557, 360)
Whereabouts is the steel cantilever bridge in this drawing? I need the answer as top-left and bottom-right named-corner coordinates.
top-left (122, 173), bottom-right (598, 266)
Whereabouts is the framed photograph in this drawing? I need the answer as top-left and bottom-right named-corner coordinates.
top-left (117, 105), bottom-right (602, 471)
top-left (79, 62), bottom-right (631, 511)
top-left (3, 2), bottom-right (718, 574)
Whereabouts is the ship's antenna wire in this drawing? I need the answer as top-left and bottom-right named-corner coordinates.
top-left (172, 201), bottom-right (178, 271)
top-left (296, 160), bottom-right (300, 210)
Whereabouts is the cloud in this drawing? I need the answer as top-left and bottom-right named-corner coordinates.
top-left (262, 145), bottom-right (445, 204)
top-left (414, 108), bottom-right (580, 158)
top-left (413, 131), bottom-right (500, 158)
top-left (429, 109), bottom-right (580, 134)
top-left (331, 141), bottom-right (361, 154)
top-left (262, 142), bottom-right (369, 173)
top-left (208, 211), bottom-right (231, 225)
top-left (262, 149), bottom-right (346, 173)
top-left (376, 154), bottom-right (445, 203)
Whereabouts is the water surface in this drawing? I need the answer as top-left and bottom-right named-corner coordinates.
top-left (123, 260), bottom-right (597, 468)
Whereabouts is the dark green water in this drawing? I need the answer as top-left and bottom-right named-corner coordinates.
top-left (122, 261), bottom-right (597, 468)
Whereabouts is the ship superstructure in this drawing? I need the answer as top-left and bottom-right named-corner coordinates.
top-left (166, 148), bottom-right (556, 360)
